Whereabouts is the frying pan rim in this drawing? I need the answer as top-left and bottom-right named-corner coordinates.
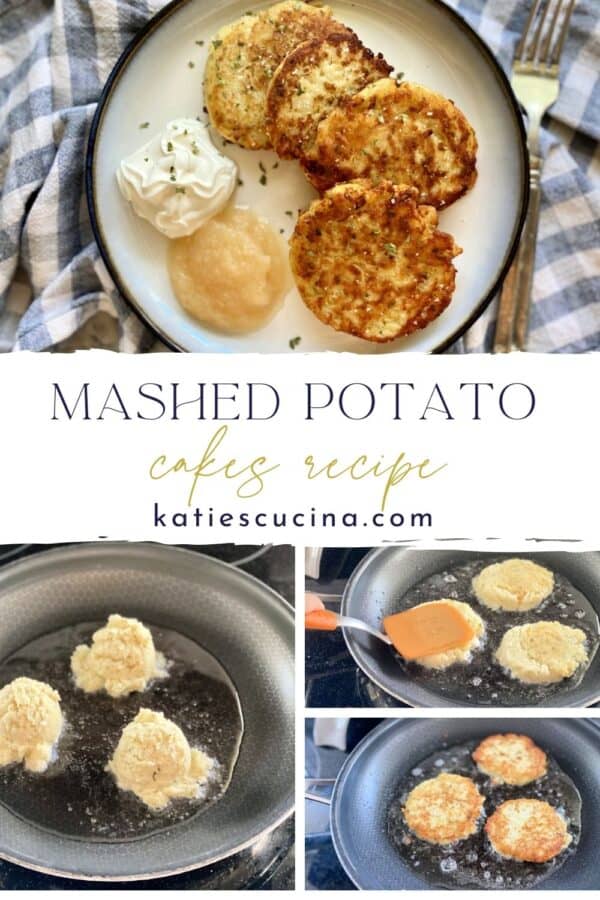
top-left (0, 541), bottom-right (295, 616)
top-left (327, 717), bottom-right (599, 891)
top-left (0, 541), bottom-right (295, 882)
top-left (0, 807), bottom-right (294, 882)
top-left (328, 718), bottom-right (410, 890)
top-left (340, 546), bottom-right (600, 708)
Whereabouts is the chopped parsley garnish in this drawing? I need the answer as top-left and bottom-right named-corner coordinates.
top-left (167, 141), bottom-right (173, 152)
top-left (143, 156), bottom-right (149, 162)
top-left (395, 71), bottom-right (405, 85)
top-left (384, 242), bottom-right (398, 258)
top-left (289, 336), bottom-right (301, 350)
top-left (195, 39), bottom-right (204, 46)
top-left (272, 161), bottom-right (279, 169)
top-left (285, 210), bottom-right (293, 217)
top-left (212, 39), bottom-right (223, 48)
top-left (188, 60), bottom-right (195, 68)
top-left (259, 173), bottom-right (267, 186)
top-left (237, 178), bottom-right (244, 186)
top-left (259, 161), bottom-right (267, 173)
top-left (139, 122), bottom-right (150, 129)
top-left (175, 186), bottom-right (186, 194)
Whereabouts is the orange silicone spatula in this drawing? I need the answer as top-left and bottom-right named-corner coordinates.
top-left (305, 601), bottom-right (475, 661)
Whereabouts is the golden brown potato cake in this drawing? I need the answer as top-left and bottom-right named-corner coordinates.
top-left (403, 773), bottom-right (484, 845)
top-left (204, 1), bottom-right (349, 149)
top-left (289, 179), bottom-right (462, 342)
top-left (472, 734), bottom-right (548, 786)
top-left (265, 31), bottom-right (391, 159)
top-left (486, 799), bottom-right (571, 862)
top-left (304, 78), bottom-right (478, 207)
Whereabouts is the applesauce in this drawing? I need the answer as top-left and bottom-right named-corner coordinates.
top-left (168, 207), bottom-right (290, 334)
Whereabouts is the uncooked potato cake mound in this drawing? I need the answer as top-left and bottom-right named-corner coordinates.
top-left (304, 79), bottom-right (478, 207)
top-left (289, 179), bottom-right (462, 342)
top-left (204, 1), bottom-right (350, 149)
top-left (266, 31), bottom-right (392, 159)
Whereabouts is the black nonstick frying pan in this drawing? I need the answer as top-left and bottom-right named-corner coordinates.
top-left (342, 548), bottom-right (600, 707)
top-left (306, 718), bottom-right (600, 890)
top-left (0, 543), bottom-right (294, 881)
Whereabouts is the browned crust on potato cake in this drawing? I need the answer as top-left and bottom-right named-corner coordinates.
top-left (472, 734), bottom-right (548, 786)
top-left (403, 773), bottom-right (485, 845)
top-left (265, 31), bottom-right (392, 159)
top-left (289, 179), bottom-right (462, 342)
top-left (205, 2), bottom-right (352, 149)
top-left (303, 79), bottom-right (478, 208)
top-left (486, 799), bottom-right (571, 863)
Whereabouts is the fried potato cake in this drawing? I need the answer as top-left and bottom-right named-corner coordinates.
top-left (304, 78), bottom-right (478, 207)
top-left (473, 734), bottom-right (548, 786)
top-left (486, 799), bottom-right (571, 863)
top-left (403, 773), bottom-right (484, 845)
top-left (289, 179), bottom-right (462, 342)
top-left (205, 1), bottom-right (349, 149)
top-left (472, 559), bottom-right (554, 612)
top-left (266, 31), bottom-right (391, 159)
top-left (495, 621), bottom-right (588, 685)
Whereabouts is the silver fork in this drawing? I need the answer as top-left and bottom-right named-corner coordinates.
top-left (493, 0), bottom-right (576, 353)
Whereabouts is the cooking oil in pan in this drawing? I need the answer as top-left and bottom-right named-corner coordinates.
top-left (391, 558), bottom-right (600, 705)
top-left (387, 739), bottom-right (581, 890)
top-left (0, 622), bottom-right (243, 841)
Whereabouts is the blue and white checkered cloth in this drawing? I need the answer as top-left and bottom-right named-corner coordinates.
top-left (0, 0), bottom-right (598, 352)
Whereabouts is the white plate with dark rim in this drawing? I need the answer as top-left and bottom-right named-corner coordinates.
top-left (86, 0), bottom-right (528, 354)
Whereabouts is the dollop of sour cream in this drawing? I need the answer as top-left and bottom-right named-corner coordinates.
top-left (116, 118), bottom-right (237, 239)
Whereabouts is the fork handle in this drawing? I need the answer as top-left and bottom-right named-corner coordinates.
top-left (493, 154), bottom-right (542, 352)
top-left (514, 155), bottom-right (542, 350)
top-left (493, 251), bottom-right (520, 352)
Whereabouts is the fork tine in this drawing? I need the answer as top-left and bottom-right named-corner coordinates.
top-left (527, 0), bottom-right (553, 62)
top-left (515, 0), bottom-right (543, 60)
top-left (550, 0), bottom-right (576, 67)
top-left (539, 0), bottom-right (563, 62)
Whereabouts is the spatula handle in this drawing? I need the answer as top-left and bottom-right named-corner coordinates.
top-left (305, 609), bottom-right (339, 631)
